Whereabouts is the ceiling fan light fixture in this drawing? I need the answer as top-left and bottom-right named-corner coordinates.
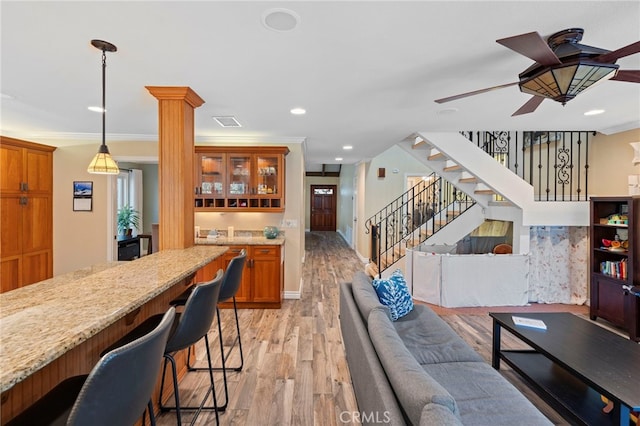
top-left (520, 61), bottom-right (618, 105)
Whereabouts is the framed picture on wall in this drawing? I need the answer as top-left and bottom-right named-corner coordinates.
top-left (73, 181), bottom-right (93, 211)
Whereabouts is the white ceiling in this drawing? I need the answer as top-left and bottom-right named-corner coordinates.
top-left (1, 1), bottom-right (639, 171)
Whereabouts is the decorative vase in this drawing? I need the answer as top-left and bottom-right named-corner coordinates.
top-left (263, 226), bottom-right (279, 239)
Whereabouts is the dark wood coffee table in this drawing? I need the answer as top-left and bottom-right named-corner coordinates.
top-left (490, 312), bottom-right (639, 426)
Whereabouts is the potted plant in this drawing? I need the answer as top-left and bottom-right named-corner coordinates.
top-left (117, 205), bottom-right (140, 236)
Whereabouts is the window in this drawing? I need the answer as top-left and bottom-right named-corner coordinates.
top-left (314, 188), bottom-right (333, 195)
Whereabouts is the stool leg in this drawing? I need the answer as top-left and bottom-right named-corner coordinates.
top-left (214, 308), bottom-right (229, 411)
top-left (231, 296), bottom-right (244, 371)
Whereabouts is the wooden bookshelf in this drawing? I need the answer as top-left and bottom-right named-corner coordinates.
top-left (589, 196), bottom-right (639, 342)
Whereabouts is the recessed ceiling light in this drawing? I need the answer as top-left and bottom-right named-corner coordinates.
top-left (343, 145), bottom-right (353, 150)
top-left (335, 157), bottom-right (343, 161)
top-left (290, 107), bottom-right (306, 115)
top-left (213, 116), bottom-right (242, 127)
top-left (262, 8), bottom-right (300, 32)
top-left (584, 109), bottom-right (605, 116)
top-left (88, 106), bottom-right (104, 113)
top-left (437, 107), bottom-right (459, 115)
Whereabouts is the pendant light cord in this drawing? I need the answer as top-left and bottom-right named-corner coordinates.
top-left (101, 50), bottom-right (107, 148)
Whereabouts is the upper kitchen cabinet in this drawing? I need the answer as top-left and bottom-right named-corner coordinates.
top-left (0, 136), bottom-right (55, 292)
top-left (194, 146), bottom-right (289, 212)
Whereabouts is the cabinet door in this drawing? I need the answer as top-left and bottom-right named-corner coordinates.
top-left (224, 247), bottom-right (251, 302)
top-left (228, 154), bottom-right (251, 196)
top-left (1, 257), bottom-right (21, 292)
top-left (25, 148), bottom-right (52, 193)
top-left (255, 154), bottom-right (282, 196)
top-left (0, 196), bottom-right (23, 257)
top-left (250, 246), bottom-right (281, 303)
top-left (22, 250), bottom-right (52, 286)
top-left (22, 195), bottom-right (52, 254)
top-left (591, 274), bottom-right (626, 327)
top-left (0, 144), bottom-right (24, 193)
top-left (198, 153), bottom-right (225, 196)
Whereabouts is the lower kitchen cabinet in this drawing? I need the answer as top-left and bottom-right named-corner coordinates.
top-left (196, 244), bottom-right (283, 308)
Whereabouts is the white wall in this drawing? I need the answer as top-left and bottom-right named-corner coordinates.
top-left (589, 128), bottom-right (640, 196)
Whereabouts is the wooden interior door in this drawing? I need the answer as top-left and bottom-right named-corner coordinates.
top-left (310, 185), bottom-right (337, 231)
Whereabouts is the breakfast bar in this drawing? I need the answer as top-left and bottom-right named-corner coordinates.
top-left (0, 245), bottom-right (228, 423)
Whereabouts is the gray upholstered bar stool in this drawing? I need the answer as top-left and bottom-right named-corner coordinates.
top-left (171, 249), bottom-right (247, 412)
top-left (107, 270), bottom-right (225, 425)
top-left (7, 307), bottom-right (176, 426)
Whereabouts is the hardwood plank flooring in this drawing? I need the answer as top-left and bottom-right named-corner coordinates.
top-left (156, 232), bottom-right (617, 425)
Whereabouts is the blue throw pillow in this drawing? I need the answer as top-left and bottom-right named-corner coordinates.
top-left (372, 269), bottom-right (414, 321)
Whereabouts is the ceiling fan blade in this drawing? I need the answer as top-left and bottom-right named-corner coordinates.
top-left (511, 96), bottom-right (545, 117)
top-left (611, 70), bottom-right (640, 83)
top-left (435, 81), bottom-right (519, 104)
top-left (594, 41), bottom-right (640, 63)
top-left (496, 32), bottom-right (562, 66)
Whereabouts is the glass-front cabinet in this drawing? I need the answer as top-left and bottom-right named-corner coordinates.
top-left (194, 146), bottom-right (288, 212)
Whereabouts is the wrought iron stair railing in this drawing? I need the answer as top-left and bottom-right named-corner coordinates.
top-left (365, 173), bottom-right (475, 277)
top-left (460, 131), bottom-right (591, 201)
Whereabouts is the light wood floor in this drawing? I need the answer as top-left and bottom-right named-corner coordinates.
top-left (155, 231), bottom-right (615, 426)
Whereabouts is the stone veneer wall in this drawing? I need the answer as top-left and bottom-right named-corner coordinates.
top-left (528, 226), bottom-right (588, 304)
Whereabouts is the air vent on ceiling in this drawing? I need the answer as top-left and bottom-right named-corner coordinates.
top-left (213, 116), bottom-right (242, 128)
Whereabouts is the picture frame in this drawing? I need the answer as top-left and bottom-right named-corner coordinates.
top-left (73, 181), bottom-right (93, 211)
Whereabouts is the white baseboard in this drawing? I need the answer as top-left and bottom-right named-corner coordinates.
top-left (284, 291), bottom-right (301, 299)
top-left (284, 277), bottom-right (304, 299)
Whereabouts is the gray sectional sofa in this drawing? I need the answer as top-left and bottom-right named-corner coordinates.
top-left (339, 271), bottom-right (553, 425)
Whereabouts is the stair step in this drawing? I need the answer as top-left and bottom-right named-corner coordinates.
top-left (474, 189), bottom-right (495, 195)
top-left (427, 151), bottom-right (446, 161)
top-left (458, 176), bottom-right (478, 184)
top-left (443, 164), bottom-right (462, 172)
top-left (413, 137), bottom-right (428, 149)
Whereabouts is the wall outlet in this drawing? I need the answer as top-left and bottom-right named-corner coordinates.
top-left (280, 219), bottom-right (298, 228)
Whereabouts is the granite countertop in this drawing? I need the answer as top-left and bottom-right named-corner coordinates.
top-left (0, 245), bottom-right (228, 393)
top-left (196, 230), bottom-right (285, 246)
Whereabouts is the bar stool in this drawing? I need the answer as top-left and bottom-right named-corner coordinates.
top-left (171, 250), bottom-right (247, 411)
top-left (139, 233), bottom-right (153, 255)
top-left (106, 269), bottom-right (225, 425)
top-left (7, 307), bottom-right (176, 426)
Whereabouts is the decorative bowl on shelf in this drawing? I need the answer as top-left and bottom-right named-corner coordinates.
top-left (263, 226), bottom-right (279, 239)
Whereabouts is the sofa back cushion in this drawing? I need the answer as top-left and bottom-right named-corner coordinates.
top-left (352, 271), bottom-right (389, 324)
top-left (368, 309), bottom-right (459, 425)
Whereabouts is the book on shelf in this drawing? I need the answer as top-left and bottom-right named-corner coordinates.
top-left (600, 258), bottom-right (628, 280)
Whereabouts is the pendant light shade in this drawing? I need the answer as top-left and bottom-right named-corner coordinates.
top-left (87, 39), bottom-right (119, 175)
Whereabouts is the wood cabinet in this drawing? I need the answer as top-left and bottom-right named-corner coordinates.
top-left (0, 136), bottom-right (55, 292)
top-left (195, 245), bottom-right (283, 308)
top-left (589, 196), bottom-right (639, 342)
top-left (194, 146), bottom-right (288, 212)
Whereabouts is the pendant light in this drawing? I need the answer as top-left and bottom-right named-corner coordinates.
top-left (87, 39), bottom-right (119, 174)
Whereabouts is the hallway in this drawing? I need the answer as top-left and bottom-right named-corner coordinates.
top-left (156, 232), bottom-right (362, 425)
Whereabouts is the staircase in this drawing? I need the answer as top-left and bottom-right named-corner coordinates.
top-left (367, 131), bottom-right (590, 277)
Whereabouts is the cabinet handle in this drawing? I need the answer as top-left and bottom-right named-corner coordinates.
top-left (20, 182), bottom-right (28, 192)
top-left (20, 197), bottom-right (28, 205)
top-left (259, 249), bottom-right (270, 253)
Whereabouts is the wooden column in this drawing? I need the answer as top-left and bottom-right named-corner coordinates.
top-left (146, 86), bottom-right (204, 250)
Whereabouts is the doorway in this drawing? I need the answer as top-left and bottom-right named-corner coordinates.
top-left (310, 185), bottom-right (337, 231)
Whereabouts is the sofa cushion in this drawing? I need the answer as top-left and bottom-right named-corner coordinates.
top-left (368, 309), bottom-right (459, 425)
top-left (419, 403), bottom-right (464, 426)
top-left (372, 269), bottom-right (414, 321)
top-left (393, 305), bottom-right (483, 364)
top-left (422, 362), bottom-right (553, 426)
top-left (352, 271), bottom-right (389, 324)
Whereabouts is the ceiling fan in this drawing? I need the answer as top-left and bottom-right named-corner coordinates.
top-left (435, 28), bottom-right (640, 116)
